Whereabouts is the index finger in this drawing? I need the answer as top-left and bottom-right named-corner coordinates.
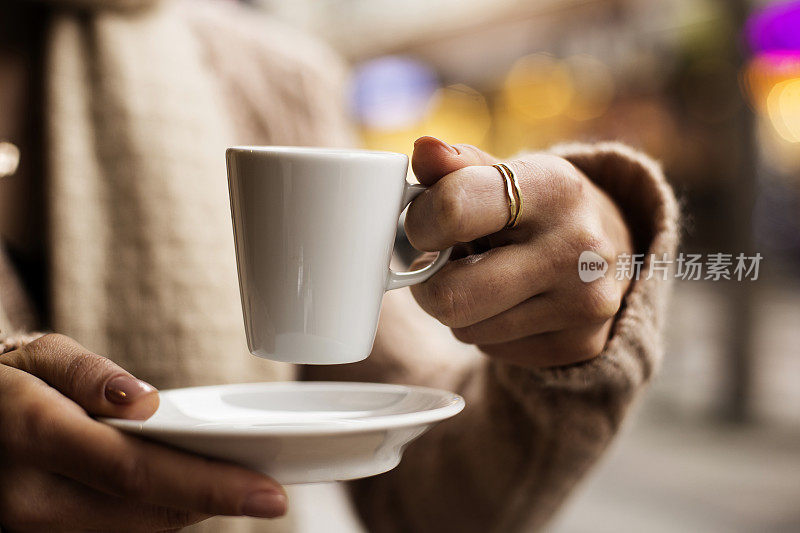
top-left (404, 155), bottom-right (579, 251)
top-left (3, 334), bottom-right (159, 420)
top-left (8, 375), bottom-right (286, 519)
top-left (404, 165), bottom-right (508, 252)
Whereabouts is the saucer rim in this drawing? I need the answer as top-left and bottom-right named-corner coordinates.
top-left (100, 381), bottom-right (465, 438)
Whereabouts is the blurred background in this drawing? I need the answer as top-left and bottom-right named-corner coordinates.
top-left (244, 0), bottom-right (800, 531)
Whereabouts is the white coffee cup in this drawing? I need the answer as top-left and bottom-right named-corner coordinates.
top-left (226, 146), bottom-right (452, 364)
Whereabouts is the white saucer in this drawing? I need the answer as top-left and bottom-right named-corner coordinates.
top-left (101, 381), bottom-right (464, 484)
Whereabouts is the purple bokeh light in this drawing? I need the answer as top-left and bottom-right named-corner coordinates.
top-left (351, 56), bottom-right (438, 131)
top-left (746, 0), bottom-right (800, 53)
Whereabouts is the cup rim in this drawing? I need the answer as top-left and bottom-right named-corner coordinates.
top-left (227, 145), bottom-right (408, 161)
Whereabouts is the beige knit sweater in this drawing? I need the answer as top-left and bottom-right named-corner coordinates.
top-left (0, 1), bottom-right (679, 532)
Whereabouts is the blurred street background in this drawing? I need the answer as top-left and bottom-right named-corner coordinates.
top-left (247, 0), bottom-right (800, 530)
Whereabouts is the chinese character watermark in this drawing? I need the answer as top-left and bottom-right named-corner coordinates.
top-left (579, 252), bottom-right (763, 282)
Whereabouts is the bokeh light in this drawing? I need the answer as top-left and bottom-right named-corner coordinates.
top-left (351, 56), bottom-right (437, 131)
top-left (743, 1), bottom-right (800, 145)
top-left (351, 50), bottom-right (618, 157)
top-left (767, 77), bottom-right (800, 142)
top-left (357, 78), bottom-right (490, 155)
top-left (419, 84), bottom-right (491, 146)
top-left (746, 0), bottom-right (800, 53)
top-left (742, 50), bottom-right (800, 111)
top-left (503, 53), bottom-right (574, 121)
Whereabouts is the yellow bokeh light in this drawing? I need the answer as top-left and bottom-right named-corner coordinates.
top-left (743, 54), bottom-right (800, 113)
top-left (491, 100), bottom-right (574, 157)
top-left (361, 84), bottom-right (490, 155)
top-left (420, 84), bottom-right (491, 146)
top-left (503, 54), bottom-right (574, 121)
top-left (767, 78), bottom-right (800, 143)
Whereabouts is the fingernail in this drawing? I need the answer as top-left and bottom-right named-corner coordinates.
top-left (242, 490), bottom-right (287, 518)
top-left (417, 136), bottom-right (458, 155)
top-left (105, 375), bottom-right (156, 404)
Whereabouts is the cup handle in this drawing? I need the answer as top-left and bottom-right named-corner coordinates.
top-left (386, 182), bottom-right (453, 291)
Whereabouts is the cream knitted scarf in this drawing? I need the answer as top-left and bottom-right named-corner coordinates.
top-left (45, 0), bottom-right (293, 387)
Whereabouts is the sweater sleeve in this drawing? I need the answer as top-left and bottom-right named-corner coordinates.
top-left (328, 142), bottom-right (679, 533)
top-left (0, 243), bottom-right (43, 354)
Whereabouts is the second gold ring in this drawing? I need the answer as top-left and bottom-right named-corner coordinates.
top-left (493, 163), bottom-right (523, 228)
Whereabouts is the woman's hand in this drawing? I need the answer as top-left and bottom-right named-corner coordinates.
top-left (0, 334), bottom-right (287, 532)
top-left (405, 137), bottom-right (634, 368)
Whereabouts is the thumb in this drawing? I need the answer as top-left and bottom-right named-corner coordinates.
top-left (3, 334), bottom-right (159, 420)
top-left (411, 136), bottom-right (498, 185)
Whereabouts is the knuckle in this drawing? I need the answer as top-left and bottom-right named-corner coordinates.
top-left (563, 171), bottom-right (585, 199)
top-left (18, 396), bottom-right (56, 451)
top-left (453, 143), bottom-right (479, 153)
top-left (423, 278), bottom-right (459, 325)
top-left (0, 392), bottom-right (35, 458)
top-left (26, 332), bottom-right (67, 352)
top-left (422, 277), bottom-right (472, 328)
top-left (404, 199), bottom-right (428, 248)
top-left (111, 453), bottom-right (151, 500)
top-left (550, 157), bottom-right (584, 197)
top-left (22, 333), bottom-right (73, 363)
top-left (62, 351), bottom-right (110, 394)
top-left (523, 155), bottom-right (584, 203)
top-left (549, 245), bottom-right (577, 278)
top-left (452, 144), bottom-right (484, 161)
top-left (433, 179), bottom-right (467, 242)
top-left (197, 474), bottom-right (234, 514)
top-left (572, 228), bottom-right (607, 256)
top-left (152, 506), bottom-right (198, 529)
top-left (579, 279), bottom-right (620, 323)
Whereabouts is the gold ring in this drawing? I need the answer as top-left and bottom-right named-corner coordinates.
top-left (493, 163), bottom-right (523, 228)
